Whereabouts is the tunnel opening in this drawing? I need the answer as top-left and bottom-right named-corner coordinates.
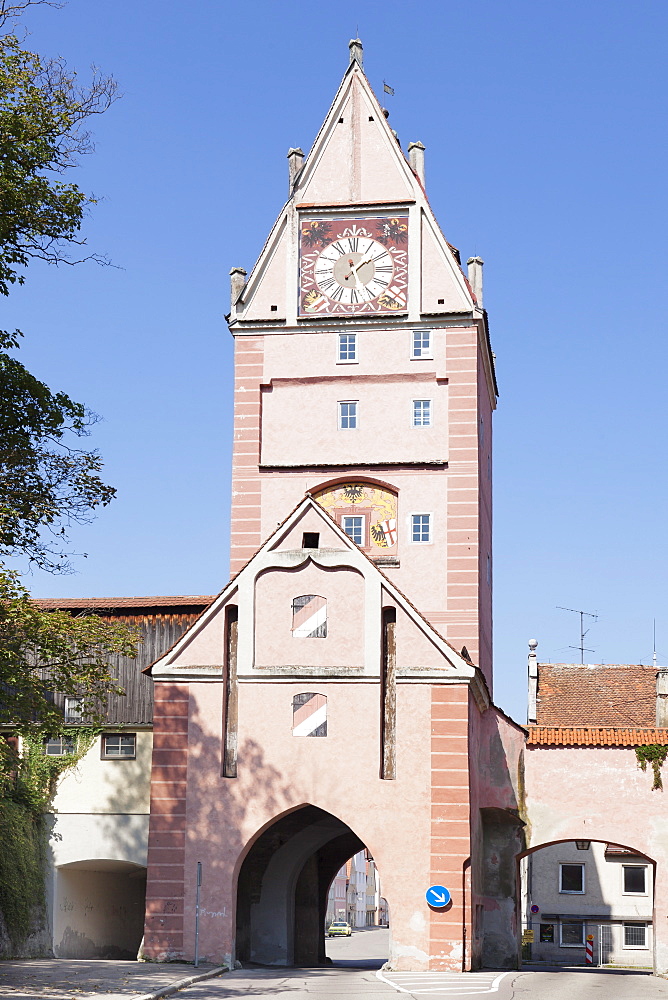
top-left (235, 805), bottom-right (387, 968)
top-left (54, 860), bottom-right (147, 959)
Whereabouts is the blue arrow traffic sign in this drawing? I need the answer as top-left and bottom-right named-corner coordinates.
top-left (425, 885), bottom-right (451, 908)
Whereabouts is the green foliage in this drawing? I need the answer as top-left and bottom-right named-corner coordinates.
top-left (0, 726), bottom-right (99, 813)
top-left (0, 27), bottom-right (117, 296)
top-left (635, 745), bottom-right (668, 790)
top-left (0, 799), bottom-right (44, 945)
top-left (0, 566), bottom-right (139, 732)
top-left (0, 330), bottom-right (116, 571)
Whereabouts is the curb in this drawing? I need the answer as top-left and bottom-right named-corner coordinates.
top-left (128, 965), bottom-right (229, 1000)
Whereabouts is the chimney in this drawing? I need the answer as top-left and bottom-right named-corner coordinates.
top-left (229, 267), bottom-right (246, 309)
top-left (287, 147), bottom-right (304, 191)
top-left (467, 256), bottom-right (484, 308)
top-left (408, 141), bottom-right (425, 186)
top-left (657, 668), bottom-right (668, 727)
top-left (527, 639), bottom-right (538, 724)
top-left (349, 38), bottom-right (363, 68)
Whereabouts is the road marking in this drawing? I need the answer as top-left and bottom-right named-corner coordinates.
top-left (376, 969), bottom-right (510, 995)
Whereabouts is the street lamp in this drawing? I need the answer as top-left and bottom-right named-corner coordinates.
top-left (575, 840), bottom-right (590, 850)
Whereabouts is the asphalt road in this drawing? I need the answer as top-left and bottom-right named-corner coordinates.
top-left (175, 927), bottom-right (668, 999)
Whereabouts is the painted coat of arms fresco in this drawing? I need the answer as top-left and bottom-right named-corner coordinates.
top-left (313, 482), bottom-right (398, 553)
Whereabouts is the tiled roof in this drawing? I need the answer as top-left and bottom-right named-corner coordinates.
top-left (527, 726), bottom-right (668, 747)
top-left (536, 663), bottom-right (656, 726)
top-left (33, 596), bottom-right (214, 610)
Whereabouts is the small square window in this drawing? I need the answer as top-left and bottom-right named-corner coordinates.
top-left (101, 734), bottom-right (136, 759)
top-left (342, 515), bottom-right (364, 546)
top-left (64, 697), bottom-right (83, 724)
top-left (624, 922), bottom-right (647, 948)
top-left (411, 514), bottom-right (431, 543)
top-left (560, 921), bottom-right (584, 946)
top-left (560, 863), bottom-right (584, 893)
top-left (339, 401), bottom-right (357, 429)
top-left (338, 334), bottom-right (357, 362)
top-left (412, 330), bottom-right (431, 358)
top-left (44, 736), bottom-right (76, 756)
top-left (302, 532), bottom-right (320, 549)
top-left (413, 399), bottom-right (431, 426)
top-left (623, 865), bottom-right (646, 894)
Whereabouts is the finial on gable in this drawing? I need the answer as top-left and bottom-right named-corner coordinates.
top-left (349, 38), bottom-right (363, 68)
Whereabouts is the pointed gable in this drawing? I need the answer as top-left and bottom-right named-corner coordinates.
top-left (298, 67), bottom-right (415, 206)
top-left (420, 210), bottom-right (473, 314)
top-left (241, 214), bottom-right (288, 321)
top-left (148, 496), bottom-right (477, 683)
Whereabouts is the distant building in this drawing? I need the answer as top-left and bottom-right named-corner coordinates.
top-left (522, 647), bottom-right (667, 968)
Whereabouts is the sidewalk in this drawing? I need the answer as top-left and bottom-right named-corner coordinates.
top-left (0, 959), bottom-right (227, 1000)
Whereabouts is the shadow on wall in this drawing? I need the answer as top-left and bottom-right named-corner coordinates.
top-left (144, 688), bottom-right (309, 966)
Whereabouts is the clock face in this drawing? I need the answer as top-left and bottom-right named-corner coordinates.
top-left (299, 217), bottom-right (408, 316)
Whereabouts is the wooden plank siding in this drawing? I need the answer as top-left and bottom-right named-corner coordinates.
top-left (32, 599), bottom-right (212, 727)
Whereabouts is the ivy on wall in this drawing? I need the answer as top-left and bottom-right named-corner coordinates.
top-left (635, 744), bottom-right (668, 791)
top-left (0, 728), bottom-right (98, 947)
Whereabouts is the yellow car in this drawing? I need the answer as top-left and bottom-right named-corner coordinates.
top-left (327, 920), bottom-right (352, 937)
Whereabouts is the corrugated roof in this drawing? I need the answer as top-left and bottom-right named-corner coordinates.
top-left (536, 663), bottom-right (657, 727)
top-left (527, 726), bottom-right (668, 747)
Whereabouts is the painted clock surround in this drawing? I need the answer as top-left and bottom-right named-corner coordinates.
top-left (299, 215), bottom-right (408, 316)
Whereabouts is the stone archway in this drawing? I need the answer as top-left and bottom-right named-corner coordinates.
top-left (235, 805), bottom-right (374, 966)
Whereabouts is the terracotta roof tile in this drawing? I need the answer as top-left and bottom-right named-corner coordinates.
top-left (536, 663), bottom-right (656, 726)
top-left (527, 726), bottom-right (668, 747)
top-left (33, 596), bottom-right (214, 610)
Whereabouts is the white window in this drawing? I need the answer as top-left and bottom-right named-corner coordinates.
top-left (64, 697), bottom-right (83, 723)
top-left (338, 333), bottom-right (357, 362)
top-left (624, 923), bottom-right (647, 948)
top-left (339, 401), bottom-right (358, 429)
top-left (559, 863), bottom-right (584, 894)
top-left (560, 921), bottom-right (584, 946)
top-left (623, 865), bottom-right (647, 894)
top-left (412, 399), bottom-right (431, 426)
top-left (342, 515), bottom-right (364, 546)
top-left (411, 514), bottom-right (431, 543)
top-left (101, 734), bottom-right (137, 759)
top-left (411, 330), bottom-right (431, 358)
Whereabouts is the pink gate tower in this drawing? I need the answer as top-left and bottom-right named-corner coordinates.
top-left (143, 40), bottom-right (525, 972)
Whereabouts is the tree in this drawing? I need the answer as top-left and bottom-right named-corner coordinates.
top-left (0, 568), bottom-right (137, 734)
top-left (0, 5), bottom-right (138, 735)
top-left (0, 329), bottom-right (116, 573)
top-left (0, 10), bottom-right (117, 295)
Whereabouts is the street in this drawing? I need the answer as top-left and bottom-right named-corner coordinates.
top-left (171, 927), bottom-right (668, 999)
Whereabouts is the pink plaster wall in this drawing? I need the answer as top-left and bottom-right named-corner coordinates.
top-left (254, 563), bottom-right (365, 668)
top-left (260, 379), bottom-right (446, 467)
top-left (524, 745), bottom-right (668, 973)
top-left (180, 678), bottom-right (439, 970)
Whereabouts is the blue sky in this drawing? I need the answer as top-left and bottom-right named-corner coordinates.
top-left (5, 0), bottom-right (668, 722)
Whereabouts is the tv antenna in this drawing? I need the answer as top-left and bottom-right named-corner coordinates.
top-left (557, 606), bottom-right (598, 664)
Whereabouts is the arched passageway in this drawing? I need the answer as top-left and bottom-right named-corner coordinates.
top-left (517, 840), bottom-right (655, 970)
top-left (54, 859), bottom-right (147, 958)
top-left (236, 805), bottom-right (385, 967)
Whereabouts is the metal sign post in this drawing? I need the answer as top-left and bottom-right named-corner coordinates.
top-left (194, 862), bottom-right (202, 968)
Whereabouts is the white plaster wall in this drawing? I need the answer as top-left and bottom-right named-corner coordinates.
top-left (51, 731), bottom-right (153, 815)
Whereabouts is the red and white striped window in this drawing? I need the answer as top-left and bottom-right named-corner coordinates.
top-left (292, 595), bottom-right (327, 638)
top-left (292, 693), bottom-right (327, 737)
